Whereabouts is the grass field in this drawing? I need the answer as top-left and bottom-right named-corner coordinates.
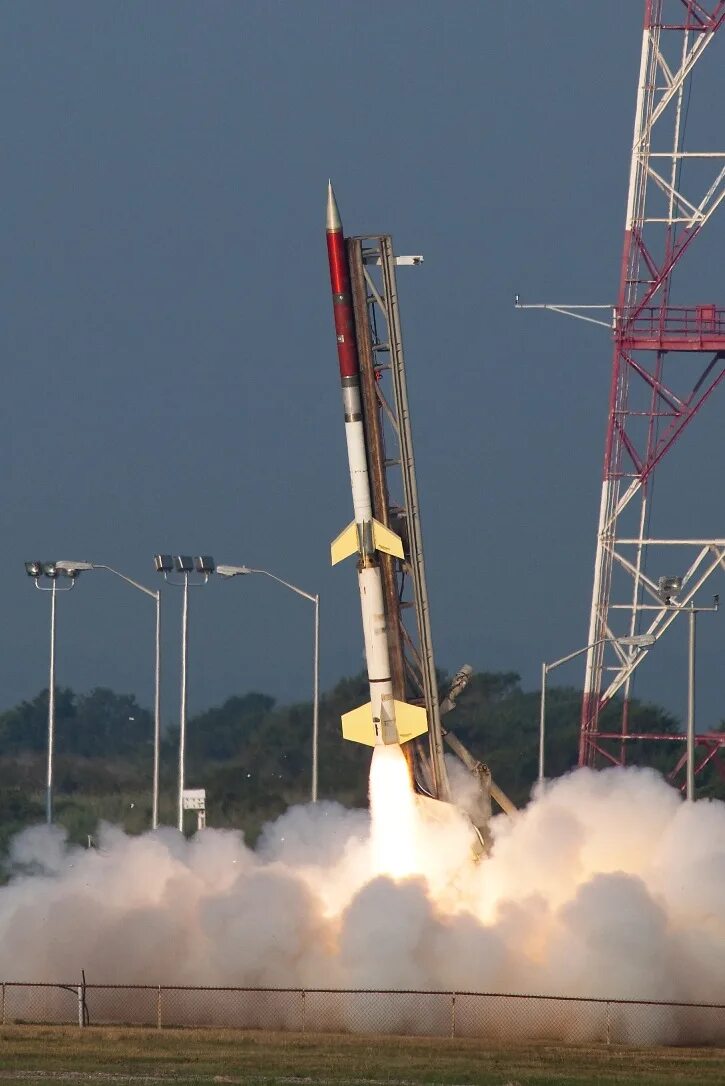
top-left (1, 1025), bottom-right (725, 1085)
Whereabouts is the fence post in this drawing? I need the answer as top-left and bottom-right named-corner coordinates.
top-left (450, 993), bottom-right (456, 1039)
top-left (77, 986), bottom-right (84, 1029)
top-left (605, 1001), bottom-right (611, 1046)
top-left (156, 986), bottom-right (162, 1030)
top-left (301, 990), bottom-right (306, 1034)
top-left (1, 983), bottom-right (5, 1026)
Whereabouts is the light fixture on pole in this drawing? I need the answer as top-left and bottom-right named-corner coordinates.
top-left (215, 564), bottom-right (320, 804)
top-left (154, 555), bottom-right (213, 832)
top-left (539, 634), bottom-right (656, 784)
top-left (24, 560), bottom-right (84, 825)
top-left (657, 576), bottom-right (683, 606)
top-left (56, 560), bottom-right (162, 829)
top-left (655, 577), bottom-right (719, 802)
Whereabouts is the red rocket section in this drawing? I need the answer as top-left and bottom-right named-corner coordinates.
top-left (326, 206), bottom-right (360, 381)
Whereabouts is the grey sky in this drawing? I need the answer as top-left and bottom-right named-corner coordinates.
top-left (3, 2), bottom-right (724, 729)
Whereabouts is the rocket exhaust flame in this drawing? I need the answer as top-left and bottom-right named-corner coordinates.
top-left (369, 744), bottom-right (420, 879)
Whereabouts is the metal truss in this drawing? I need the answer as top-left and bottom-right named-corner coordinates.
top-left (580, 1), bottom-right (725, 772)
top-left (347, 236), bottom-right (449, 801)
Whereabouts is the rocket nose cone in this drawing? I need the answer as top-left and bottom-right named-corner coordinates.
top-left (326, 181), bottom-right (342, 233)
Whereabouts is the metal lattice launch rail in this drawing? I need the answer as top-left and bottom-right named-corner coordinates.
top-left (347, 234), bottom-right (448, 800)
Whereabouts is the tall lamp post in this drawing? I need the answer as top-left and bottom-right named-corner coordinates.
top-left (655, 578), bottom-right (719, 801)
top-left (154, 555), bottom-right (213, 831)
top-left (24, 560), bottom-right (84, 825)
top-left (56, 560), bottom-right (162, 828)
top-left (539, 633), bottom-right (655, 784)
top-left (683, 598), bottom-right (720, 802)
top-left (215, 563), bottom-right (320, 803)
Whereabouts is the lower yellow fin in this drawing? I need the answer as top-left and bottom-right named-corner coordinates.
top-left (392, 699), bottom-right (428, 743)
top-left (341, 702), bottom-right (378, 746)
top-left (340, 699), bottom-right (428, 746)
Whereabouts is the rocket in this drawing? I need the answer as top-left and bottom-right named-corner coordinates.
top-left (325, 181), bottom-right (428, 748)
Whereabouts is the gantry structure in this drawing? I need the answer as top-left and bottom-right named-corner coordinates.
top-left (580, 0), bottom-right (725, 779)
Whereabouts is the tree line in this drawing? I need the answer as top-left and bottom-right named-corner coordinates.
top-left (0, 670), bottom-right (717, 857)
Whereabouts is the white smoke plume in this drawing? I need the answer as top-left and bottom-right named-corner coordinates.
top-left (2, 753), bottom-right (725, 1040)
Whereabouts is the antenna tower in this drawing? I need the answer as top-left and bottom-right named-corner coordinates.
top-left (580, 0), bottom-right (725, 778)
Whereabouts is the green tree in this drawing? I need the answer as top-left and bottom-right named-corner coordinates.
top-left (0, 669), bottom-right (721, 855)
top-left (59, 688), bottom-right (153, 759)
top-left (0, 687), bottom-right (76, 753)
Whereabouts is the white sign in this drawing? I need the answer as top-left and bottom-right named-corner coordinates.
top-left (182, 788), bottom-right (206, 810)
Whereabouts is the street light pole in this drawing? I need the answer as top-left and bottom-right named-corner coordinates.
top-left (179, 572), bottom-right (189, 832)
top-left (539, 634), bottom-right (655, 784)
top-left (654, 583), bottom-right (718, 801)
top-left (47, 579), bottom-right (57, 826)
top-left (312, 591), bottom-right (320, 804)
top-left (97, 567), bottom-right (162, 828)
top-left (25, 561), bottom-right (80, 825)
top-left (675, 595), bottom-right (718, 802)
top-left (154, 556), bottom-right (213, 834)
top-left (538, 658), bottom-right (547, 784)
top-left (56, 560), bottom-right (162, 829)
top-left (153, 587), bottom-right (161, 827)
top-left (215, 564), bottom-right (320, 803)
top-left (687, 602), bottom-right (696, 803)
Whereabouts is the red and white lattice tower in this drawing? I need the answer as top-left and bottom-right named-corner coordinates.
top-left (580, 0), bottom-right (725, 775)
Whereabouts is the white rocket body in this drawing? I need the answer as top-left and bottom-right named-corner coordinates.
top-left (339, 381), bottom-right (399, 745)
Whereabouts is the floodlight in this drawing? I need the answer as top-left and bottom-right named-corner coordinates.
top-left (194, 555), bottom-right (215, 574)
top-left (657, 576), bottom-right (682, 604)
top-left (173, 555), bottom-right (194, 573)
top-left (617, 634), bottom-right (656, 648)
top-left (42, 562), bottom-right (58, 579)
top-left (25, 561), bottom-right (43, 577)
top-left (56, 560), bottom-right (93, 578)
top-left (153, 554), bottom-right (174, 573)
top-left (56, 560), bottom-right (94, 572)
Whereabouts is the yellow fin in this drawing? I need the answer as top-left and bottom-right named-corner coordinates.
top-left (392, 699), bottom-right (428, 743)
top-left (341, 702), bottom-right (378, 746)
top-left (372, 519), bottom-right (404, 559)
top-left (330, 522), bottom-right (359, 565)
top-left (340, 699), bottom-right (428, 746)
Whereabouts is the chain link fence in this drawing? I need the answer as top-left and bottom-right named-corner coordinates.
top-left (2, 982), bottom-right (725, 1046)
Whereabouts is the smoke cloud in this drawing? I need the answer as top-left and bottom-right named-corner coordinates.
top-left (2, 759), bottom-right (725, 1040)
